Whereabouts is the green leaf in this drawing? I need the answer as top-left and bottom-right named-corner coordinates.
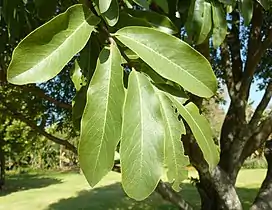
top-left (99, 0), bottom-right (112, 13)
top-left (113, 11), bottom-right (151, 30)
top-left (78, 35), bottom-right (101, 82)
top-left (120, 71), bottom-right (164, 200)
top-left (7, 4), bottom-right (100, 85)
top-left (256, 0), bottom-right (268, 10)
top-left (185, 0), bottom-right (212, 45)
top-left (72, 86), bottom-right (87, 131)
top-left (127, 9), bottom-right (178, 34)
top-left (157, 91), bottom-right (189, 191)
top-left (102, 0), bottom-right (119, 26)
top-left (211, 1), bottom-right (227, 48)
top-left (115, 26), bottom-right (217, 98)
top-left (71, 60), bottom-right (85, 91)
top-left (154, 83), bottom-right (188, 99)
top-left (132, 0), bottom-right (149, 8)
top-left (79, 43), bottom-right (125, 186)
top-left (170, 99), bottom-right (219, 170)
top-left (34, 0), bottom-right (58, 20)
top-left (239, 0), bottom-right (253, 25)
top-left (218, 0), bottom-right (235, 5)
top-left (153, 0), bottom-right (169, 13)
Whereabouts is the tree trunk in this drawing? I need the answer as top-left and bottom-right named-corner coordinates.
top-left (0, 136), bottom-right (5, 190)
top-left (250, 140), bottom-right (272, 210)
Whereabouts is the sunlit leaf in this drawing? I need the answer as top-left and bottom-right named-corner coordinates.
top-left (99, 0), bottom-right (112, 13)
top-left (121, 70), bottom-right (164, 200)
top-left (102, 0), bottom-right (119, 26)
top-left (79, 43), bottom-right (125, 186)
top-left (115, 26), bottom-right (217, 97)
top-left (7, 4), bottom-right (100, 85)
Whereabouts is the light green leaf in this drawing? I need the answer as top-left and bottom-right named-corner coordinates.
top-left (99, 0), bottom-right (112, 13)
top-left (102, 0), bottom-right (119, 26)
top-left (121, 71), bottom-right (164, 200)
top-left (239, 0), bottom-right (253, 25)
top-left (211, 2), bottom-right (227, 48)
top-left (157, 91), bottom-right (189, 191)
top-left (170, 99), bottom-right (219, 170)
top-left (153, 0), bottom-right (169, 13)
top-left (127, 9), bottom-right (178, 34)
top-left (7, 4), bottom-right (100, 85)
top-left (115, 26), bottom-right (217, 98)
top-left (185, 0), bottom-right (212, 45)
top-left (71, 60), bottom-right (85, 91)
top-left (79, 43), bottom-right (125, 186)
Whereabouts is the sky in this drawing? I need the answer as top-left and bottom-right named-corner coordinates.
top-left (222, 79), bottom-right (272, 112)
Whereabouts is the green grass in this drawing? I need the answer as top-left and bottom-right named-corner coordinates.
top-left (0, 169), bottom-right (267, 210)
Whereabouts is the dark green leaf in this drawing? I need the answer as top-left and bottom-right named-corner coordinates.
top-left (79, 43), bottom-right (125, 186)
top-left (115, 26), bottom-right (217, 97)
top-left (239, 0), bottom-right (253, 25)
top-left (7, 4), bottom-right (100, 85)
top-left (132, 0), bottom-right (149, 9)
top-left (256, 0), bottom-right (268, 10)
top-left (121, 70), bottom-right (164, 200)
top-left (102, 0), bottom-right (119, 26)
top-left (153, 0), bottom-right (169, 13)
top-left (211, 1), bottom-right (227, 48)
top-left (127, 9), bottom-right (178, 34)
top-left (34, 0), bottom-right (58, 20)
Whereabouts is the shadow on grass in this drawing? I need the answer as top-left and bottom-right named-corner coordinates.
top-left (46, 182), bottom-right (260, 210)
top-left (0, 173), bottom-right (62, 196)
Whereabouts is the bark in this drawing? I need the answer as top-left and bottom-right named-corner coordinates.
top-left (156, 181), bottom-right (193, 210)
top-left (250, 140), bottom-right (272, 210)
top-left (0, 134), bottom-right (5, 190)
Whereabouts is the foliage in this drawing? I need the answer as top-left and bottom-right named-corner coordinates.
top-left (1, 0), bottom-right (272, 209)
top-left (3, 0), bottom-right (221, 201)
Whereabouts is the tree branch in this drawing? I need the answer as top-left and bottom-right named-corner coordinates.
top-left (250, 140), bottom-right (272, 210)
top-left (18, 85), bottom-right (72, 110)
top-left (221, 41), bottom-right (236, 99)
top-left (241, 4), bottom-right (272, 99)
top-left (249, 82), bottom-right (272, 128)
top-left (227, 10), bottom-right (243, 85)
top-left (241, 113), bottom-right (272, 162)
top-left (156, 181), bottom-right (193, 210)
top-left (0, 103), bottom-right (77, 154)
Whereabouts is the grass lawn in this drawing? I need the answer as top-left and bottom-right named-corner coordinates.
top-left (0, 169), bottom-right (267, 210)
